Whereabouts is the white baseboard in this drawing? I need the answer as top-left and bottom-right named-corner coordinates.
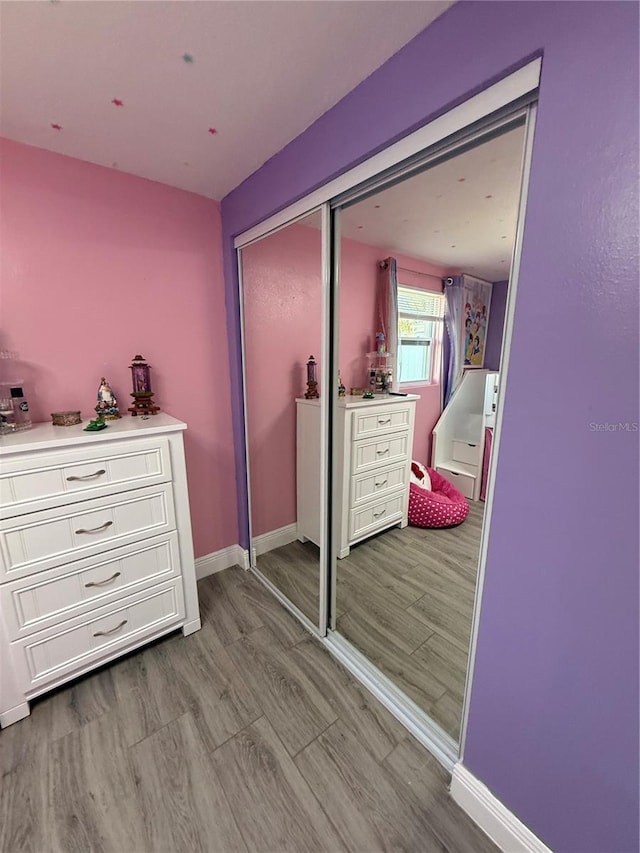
top-left (252, 523), bottom-right (298, 558)
top-left (195, 544), bottom-right (247, 580)
top-left (450, 764), bottom-right (552, 853)
top-left (0, 701), bottom-right (31, 729)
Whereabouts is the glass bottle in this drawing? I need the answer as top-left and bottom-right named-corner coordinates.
top-left (0, 351), bottom-right (32, 433)
top-left (9, 386), bottom-right (32, 431)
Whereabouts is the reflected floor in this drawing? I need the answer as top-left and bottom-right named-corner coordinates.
top-left (336, 501), bottom-right (484, 741)
top-left (257, 502), bottom-right (484, 741)
top-left (257, 539), bottom-right (320, 625)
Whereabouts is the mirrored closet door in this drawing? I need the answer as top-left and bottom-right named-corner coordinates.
top-left (239, 209), bottom-right (325, 629)
top-left (330, 119), bottom-right (529, 742)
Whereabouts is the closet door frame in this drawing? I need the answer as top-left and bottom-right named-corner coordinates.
top-left (234, 58), bottom-right (541, 764)
top-left (236, 206), bottom-right (331, 636)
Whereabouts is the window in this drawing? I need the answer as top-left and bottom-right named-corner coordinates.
top-left (397, 286), bottom-right (444, 384)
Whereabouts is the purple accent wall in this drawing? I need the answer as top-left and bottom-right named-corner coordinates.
top-left (221, 3), bottom-right (639, 851)
top-left (484, 280), bottom-right (508, 371)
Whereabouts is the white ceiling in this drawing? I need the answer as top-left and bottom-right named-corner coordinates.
top-left (0, 0), bottom-right (452, 201)
top-left (340, 124), bottom-right (526, 280)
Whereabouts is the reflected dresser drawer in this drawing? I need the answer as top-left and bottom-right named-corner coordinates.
top-left (352, 404), bottom-right (412, 440)
top-left (351, 462), bottom-right (407, 507)
top-left (349, 493), bottom-right (405, 541)
top-left (351, 432), bottom-right (411, 476)
top-left (296, 395), bottom-right (418, 560)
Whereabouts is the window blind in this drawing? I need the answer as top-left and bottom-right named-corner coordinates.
top-left (397, 286), bottom-right (444, 319)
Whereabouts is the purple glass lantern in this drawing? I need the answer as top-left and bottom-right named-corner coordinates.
top-left (128, 355), bottom-right (160, 416)
top-left (304, 355), bottom-right (319, 399)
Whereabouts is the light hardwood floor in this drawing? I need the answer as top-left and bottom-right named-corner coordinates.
top-left (0, 566), bottom-right (496, 853)
top-left (256, 539), bottom-right (321, 624)
top-left (257, 502), bottom-right (484, 740)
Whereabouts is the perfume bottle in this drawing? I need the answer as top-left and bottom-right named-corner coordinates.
top-left (338, 371), bottom-right (346, 397)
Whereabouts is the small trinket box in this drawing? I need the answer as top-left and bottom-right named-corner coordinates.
top-left (51, 410), bottom-right (82, 426)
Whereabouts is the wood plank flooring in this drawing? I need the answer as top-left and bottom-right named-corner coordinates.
top-left (339, 502), bottom-right (484, 740)
top-left (256, 539), bottom-right (320, 625)
top-left (257, 502), bottom-right (484, 740)
top-left (0, 565), bottom-right (496, 853)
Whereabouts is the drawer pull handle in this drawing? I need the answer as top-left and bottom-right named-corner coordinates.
top-left (75, 520), bottom-right (113, 535)
top-left (93, 619), bottom-right (127, 637)
top-left (66, 469), bottom-right (106, 482)
top-left (373, 509), bottom-right (386, 518)
top-left (378, 418), bottom-right (392, 425)
top-left (375, 479), bottom-right (388, 487)
top-left (376, 448), bottom-right (390, 455)
top-left (85, 571), bottom-right (121, 588)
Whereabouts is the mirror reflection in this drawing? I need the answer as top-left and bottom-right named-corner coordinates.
top-left (333, 125), bottom-right (527, 740)
top-left (241, 210), bottom-right (323, 626)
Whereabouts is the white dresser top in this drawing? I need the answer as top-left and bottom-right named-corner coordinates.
top-left (296, 394), bottom-right (420, 409)
top-left (0, 412), bottom-right (186, 456)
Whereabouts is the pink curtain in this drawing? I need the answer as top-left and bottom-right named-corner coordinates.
top-left (376, 257), bottom-right (398, 387)
top-left (480, 426), bottom-right (493, 501)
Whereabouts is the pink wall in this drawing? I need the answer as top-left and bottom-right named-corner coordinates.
top-left (242, 220), bottom-right (322, 537)
top-left (339, 248), bottom-right (448, 465)
top-left (0, 138), bottom-right (237, 558)
top-left (242, 218), bottom-right (447, 535)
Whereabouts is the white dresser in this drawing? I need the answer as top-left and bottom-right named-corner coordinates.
top-left (297, 395), bottom-right (418, 559)
top-left (0, 414), bottom-right (200, 728)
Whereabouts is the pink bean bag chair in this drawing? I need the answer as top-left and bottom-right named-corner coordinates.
top-left (409, 464), bottom-right (470, 529)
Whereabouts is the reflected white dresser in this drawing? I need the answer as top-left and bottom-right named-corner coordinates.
top-left (0, 413), bottom-right (200, 728)
top-left (297, 394), bottom-right (418, 559)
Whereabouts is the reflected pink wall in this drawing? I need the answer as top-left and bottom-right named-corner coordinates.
top-left (390, 261), bottom-right (449, 464)
top-left (242, 221), bottom-right (322, 538)
top-left (0, 138), bottom-right (237, 557)
top-left (243, 218), bottom-right (447, 535)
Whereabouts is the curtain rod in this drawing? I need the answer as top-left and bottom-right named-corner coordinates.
top-left (398, 265), bottom-right (444, 283)
top-left (379, 259), bottom-right (444, 283)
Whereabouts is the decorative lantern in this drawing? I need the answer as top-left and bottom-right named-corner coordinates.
top-left (127, 355), bottom-right (160, 416)
top-left (304, 355), bottom-right (319, 399)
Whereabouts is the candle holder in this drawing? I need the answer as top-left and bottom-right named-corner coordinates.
top-left (304, 355), bottom-right (319, 399)
top-left (127, 355), bottom-right (160, 416)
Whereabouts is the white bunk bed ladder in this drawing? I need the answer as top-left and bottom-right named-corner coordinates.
top-left (432, 370), bottom-right (498, 501)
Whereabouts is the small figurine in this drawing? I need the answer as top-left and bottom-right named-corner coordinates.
top-left (95, 378), bottom-right (120, 419)
top-left (83, 416), bottom-right (108, 432)
top-left (338, 370), bottom-right (346, 397)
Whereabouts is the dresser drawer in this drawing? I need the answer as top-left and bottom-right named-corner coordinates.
top-left (0, 484), bottom-right (175, 581)
top-left (1, 533), bottom-right (181, 639)
top-left (0, 438), bottom-right (172, 520)
top-left (349, 493), bottom-right (404, 541)
top-left (451, 440), bottom-right (481, 467)
top-left (351, 462), bottom-right (407, 507)
top-left (352, 404), bottom-right (411, 440)
top-left (11, 580), bottom-right (185, 693)
top-left (351, 433), bottom-right (410, 475)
